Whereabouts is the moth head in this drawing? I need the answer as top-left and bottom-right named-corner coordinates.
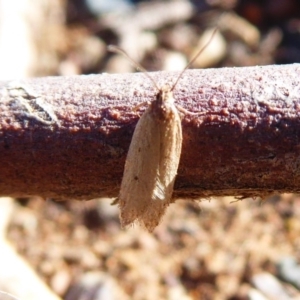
top-left (152, 85), bottom-right (175, 120)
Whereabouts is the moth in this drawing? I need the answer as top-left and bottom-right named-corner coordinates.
top-left (109, 29), bottom-right (216, 231)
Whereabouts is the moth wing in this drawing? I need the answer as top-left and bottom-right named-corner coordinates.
top-left (119, 105), bottom-right (182, 232)
top-left (140, 108), bottom-right (182, 231)
top-left (154, 109), bottom-right (182, 201)
top-left (118, 107), bottom-right (162, 228)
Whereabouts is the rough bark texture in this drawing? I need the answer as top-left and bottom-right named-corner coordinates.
top-left (1, 64), bottom-right (300, 200)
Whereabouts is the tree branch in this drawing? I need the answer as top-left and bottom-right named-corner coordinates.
top-left (1, 64), bottom-right (300, 200)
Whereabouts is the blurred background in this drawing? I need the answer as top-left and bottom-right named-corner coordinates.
top-left (1, 0), bottom-right (300, 299)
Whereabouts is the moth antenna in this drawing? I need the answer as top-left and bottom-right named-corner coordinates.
top-left (170, 27), bottom-right (218, 92)
top-left (107, 45), bottom-right (160, 91)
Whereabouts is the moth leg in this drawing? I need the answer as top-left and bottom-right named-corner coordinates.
top-left (176, 104), bottom-right (206, 116)
top-left (111, 197), bottom-right (119, 205)
top-left (133, 100), bottom-right (151, 112)
top-left (132, 101), bottom-right (151, 117)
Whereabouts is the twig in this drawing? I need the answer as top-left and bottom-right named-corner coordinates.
top-left (1, 64), bottom-right (300, 200)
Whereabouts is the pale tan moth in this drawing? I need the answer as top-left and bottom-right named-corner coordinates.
top-left (109, 29), bottom-right (216, 231)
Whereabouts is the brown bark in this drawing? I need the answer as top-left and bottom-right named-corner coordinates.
top-left (1, 64), bottom-right (300, 200)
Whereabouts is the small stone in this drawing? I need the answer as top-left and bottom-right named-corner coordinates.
top-left (65, 271), bottom-right (129, 300)
top-left (50, 269), bottom-right (71, 296)
top-left (190, 28), bottom-right (226, 68)
top-left (277, 256), bottom-right (300, 289)
top-left (251, 272), bottom-right (290, 300)
top-left (162, 51), bottom-right (187, 71)
top-left (248, 288), bottom-right (268, 300)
